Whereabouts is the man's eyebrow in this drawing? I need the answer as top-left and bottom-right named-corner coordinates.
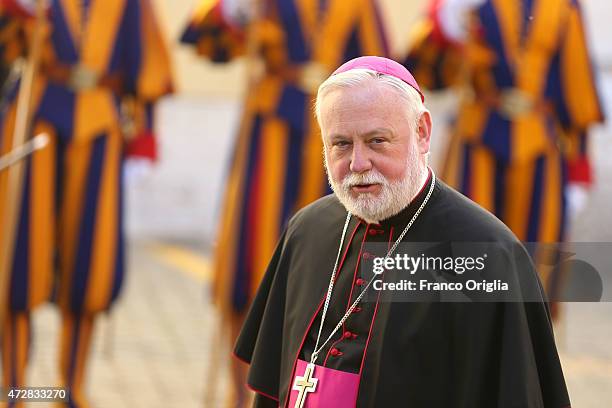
top-left (361, 128), bottom-right (393, 138)
top-left (329, 133), bottom-right (349, 141)
top-left (328, 128), bottom-right (393, 141)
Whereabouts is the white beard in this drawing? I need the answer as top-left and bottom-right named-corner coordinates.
top-left (327, 152), bottom-right (425, 224)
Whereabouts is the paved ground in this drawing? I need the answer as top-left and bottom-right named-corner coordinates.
top-left (25, 242), bottom-right (226, 408)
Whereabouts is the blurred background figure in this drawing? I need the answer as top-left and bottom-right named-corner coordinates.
top-left (403, 0), bottom-right (604, 314)
top-left (0, 1), bottom-right (172, 407)
top-left (180, 0), bottom-right (389, 405)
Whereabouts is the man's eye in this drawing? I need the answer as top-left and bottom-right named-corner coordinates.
top-left (370, 138), bottom-right (386, 144)
top-left (334, 141), bottom-right (351, 147)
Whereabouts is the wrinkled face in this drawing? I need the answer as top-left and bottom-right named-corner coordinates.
top-left (319, 81), bottom-right (431, 223)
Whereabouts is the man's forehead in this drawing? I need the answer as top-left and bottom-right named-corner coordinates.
top-left (321, 83), bottom-right (397, 112)
top-left (321, 89), bottom-right (407, 129)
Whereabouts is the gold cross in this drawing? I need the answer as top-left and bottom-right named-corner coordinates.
top-left (292, 363), bottom-right (318, 408)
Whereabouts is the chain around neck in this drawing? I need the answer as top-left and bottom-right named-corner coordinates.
top-left (311, 169), bottom-right (437, 364)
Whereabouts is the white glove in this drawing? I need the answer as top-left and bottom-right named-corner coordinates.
top-left (220, 0), bottom-right (254, 28)
top-left (123, 157), bottom-right (154, 186)
top-left (437, 0), bottom-right (486, 43)
top-left (566, 183), bottom-right (590, 221)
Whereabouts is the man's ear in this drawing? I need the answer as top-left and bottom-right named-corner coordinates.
top-left (416, 110), bottom-right (432, 154)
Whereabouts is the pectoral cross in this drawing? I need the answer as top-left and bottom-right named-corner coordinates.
top-left (292, 362), bottom-right (318, 408)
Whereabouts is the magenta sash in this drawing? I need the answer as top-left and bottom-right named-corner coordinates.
top-left (287, 359), bottom-right (359, 408)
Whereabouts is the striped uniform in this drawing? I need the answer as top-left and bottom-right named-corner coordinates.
top-left (0, 1), bottom-right (172, 407)
top-left (404, 0), bottom-right (603, 291)
top-left (181, 0), bottom-right (390, 318)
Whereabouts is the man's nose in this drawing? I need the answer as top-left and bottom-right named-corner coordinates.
top-left (350, 143), bottom-right (372, 173)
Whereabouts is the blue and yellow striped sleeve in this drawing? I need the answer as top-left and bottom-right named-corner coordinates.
top-left (123, 0), bottom-right (174, 161)
top-left (556, 0), bottom-right (603, 132)
top-left (553, 1), bottom-right (604, 183)
top-left (138, 0), bottom-right (173, 100)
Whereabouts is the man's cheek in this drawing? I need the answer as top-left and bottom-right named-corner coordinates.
top-left (380, 161), bottom-right (407, 182)
top-left (331, 162), bottom-right (348, 182)
top-left (371, 163), bottom-right (392, 181)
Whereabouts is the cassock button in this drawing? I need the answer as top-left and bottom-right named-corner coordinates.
top-left (362, 252), bottom-right (372, 259)
top-left (343, 331), bottom-right (352, 339)
top-left (355, 278), bottom-right (366, 286)
top-left (368, 229), bottom-right (377, 236)
top-left (330, 348), bottom-right (343, 356)
top-left (352, 306), bottom-right (363, 313)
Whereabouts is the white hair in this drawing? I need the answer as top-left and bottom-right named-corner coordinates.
top-left (314, 68), bottom-right (427, 131)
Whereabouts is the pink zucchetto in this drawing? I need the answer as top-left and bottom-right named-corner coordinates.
top-left (331, 56), bottom-right (425, 102)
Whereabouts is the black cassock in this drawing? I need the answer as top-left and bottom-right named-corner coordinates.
top-left (235, 173), bottom-right (570, 408)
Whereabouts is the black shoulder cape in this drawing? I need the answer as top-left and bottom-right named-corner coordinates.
top-left (235, 181), bottom-right (570, 408)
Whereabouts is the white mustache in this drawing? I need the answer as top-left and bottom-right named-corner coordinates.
top-left (341, 171), bottom-right (388, 191)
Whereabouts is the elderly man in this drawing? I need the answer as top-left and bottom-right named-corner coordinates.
top-left (235, 56), bottom-right (570, 408)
